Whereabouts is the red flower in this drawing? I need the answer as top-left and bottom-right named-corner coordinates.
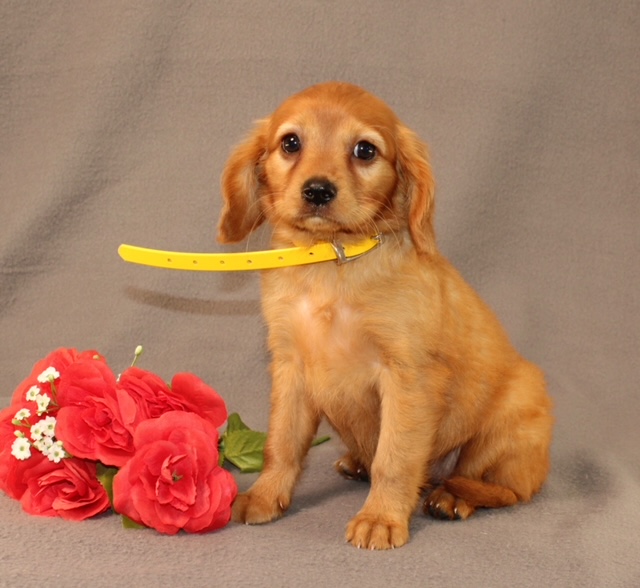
top-left (116, 368), bottom-right (174, 425)
top-left (2, 346), bottom-right (237, 531)
top-left (1, 349), bottom-right (103, 500)
top-left (20, 457), bottom-right (110, 521)
top-left (0, 406), bottom-right (45, 500)
top-left (55, 359), bottom-right (135, 467)
top-left (10, 348), bottom-right (105, 408)
top-left (118, 368), bottom-right (228, 429)
top-left (113, 411), bottom-right (237, 535)
top-left (169, 373), bottom-right (228, 428)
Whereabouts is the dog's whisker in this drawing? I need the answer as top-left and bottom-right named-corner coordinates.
top-left (243, 192), bottom-right (283, 251)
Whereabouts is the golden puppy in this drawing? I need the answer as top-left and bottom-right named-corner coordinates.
top-left (217, 81), bottom-right (553, 550)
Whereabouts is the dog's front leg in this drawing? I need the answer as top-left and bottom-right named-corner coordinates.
top-left (232, 359), bottom-right (318, 524)
top-left (346, 366), bottom-right (441, 549)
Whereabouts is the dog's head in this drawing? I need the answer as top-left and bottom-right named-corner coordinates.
top-left (217, 82), bottom-right (436, 254)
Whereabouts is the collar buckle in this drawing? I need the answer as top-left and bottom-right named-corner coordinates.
top-left (331, 233), bottom-right (384, 265)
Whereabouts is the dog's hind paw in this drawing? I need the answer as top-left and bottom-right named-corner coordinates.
top-left (424, 486), bottom-right (475, 520)
top-left (334, 454), bottom-right (369, 481)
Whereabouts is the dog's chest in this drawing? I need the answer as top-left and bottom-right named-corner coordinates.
top-left (295, 295), bottom-right (361, 356)
top-left (288, 293), bottom-right (381, 387)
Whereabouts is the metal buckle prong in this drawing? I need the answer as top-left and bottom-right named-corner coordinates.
top-left (331, 233), bottom-right (384, 266)
top-left (330, 241), bottom-right (348, 264)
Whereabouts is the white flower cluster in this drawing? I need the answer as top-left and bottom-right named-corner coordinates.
top-left (25, 383), bottom-right (52, 416)
top-left (37, 367), bottom-right (60, 384)
top-left (10, 367), bottom-right (69, 463)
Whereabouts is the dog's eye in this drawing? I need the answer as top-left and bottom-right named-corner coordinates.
top-left (281, 133), bottom-right (301, 154)
top-left (353, 141), bottom-right (377, 161)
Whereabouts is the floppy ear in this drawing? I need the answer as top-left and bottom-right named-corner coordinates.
top-left (395, 124), bottom-right (437, 255)
top-left (217, 118), bottom-right (269, 244)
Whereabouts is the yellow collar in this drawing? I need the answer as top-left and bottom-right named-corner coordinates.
top-left (118, 235), bottom-right (383, 272)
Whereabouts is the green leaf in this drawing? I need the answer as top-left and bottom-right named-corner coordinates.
top-left (218, 439), bottom-right (226, 467)
top-left (311, 435), bottom-right (331, 447)
top-left (121, 515), bottom-right (146, 530)
top-left (222, 429), bottom-right (267, 473)
top-left (96, 463), bottom-right (146, 530)
top-left (96, 462), bottom-right (118, 507)
top-left (219, 413), bottom-right (330, 473)
top-left (225, 412), bottom-right (251, 434)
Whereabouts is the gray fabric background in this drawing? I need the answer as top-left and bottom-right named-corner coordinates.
top-left (1, 2), bottom-right (638, 586)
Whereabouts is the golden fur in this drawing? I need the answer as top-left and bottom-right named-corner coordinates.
top-left (217, 81), bottom-right (553, 550)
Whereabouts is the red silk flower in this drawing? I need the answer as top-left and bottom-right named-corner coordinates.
top-left (10, 348), bottom-right (105, 408)
top-left (117, 368), bottom-right (228, 430)
top-left (20, 457), bottom-right (110, 521)
top-left (113, 411), bottom-right (237, 535)
top-left (55, 358), bottom-right (136, 467)
top-left (1, 347), bottom-right (237, 534)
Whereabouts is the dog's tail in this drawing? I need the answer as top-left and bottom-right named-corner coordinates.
top-left (444, 476), bottom-right (519, 508)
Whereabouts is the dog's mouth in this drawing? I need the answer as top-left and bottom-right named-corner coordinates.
top-left (286, 208), bottom-right (377, 247)
top-left (292, 210), bottom-right (346, 234)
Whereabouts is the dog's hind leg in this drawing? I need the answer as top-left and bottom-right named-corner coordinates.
top-left (425, 360), bottom-right (553, 520)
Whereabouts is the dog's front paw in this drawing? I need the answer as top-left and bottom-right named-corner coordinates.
top-left (345, 512), bottom-right (409, 550)
top-left (232, 490), bottom-right (288, 525)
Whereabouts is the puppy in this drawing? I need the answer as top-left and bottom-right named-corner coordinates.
top-left (217, 81), bottom-right (553, 550)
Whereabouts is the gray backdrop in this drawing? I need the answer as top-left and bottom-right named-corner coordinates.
top-left (1, 2), bottom-right (638, 587)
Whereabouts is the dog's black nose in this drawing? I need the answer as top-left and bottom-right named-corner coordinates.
top-left (302, 178), bottom-right (337, 207)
